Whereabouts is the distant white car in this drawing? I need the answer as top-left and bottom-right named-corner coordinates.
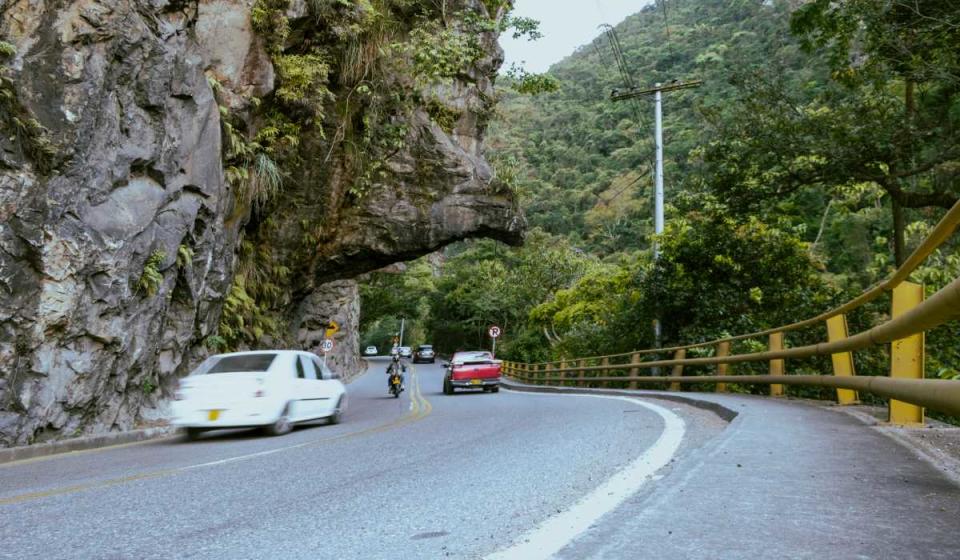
top-left (364, 346), bottom-right (378, 356)
top-left (398, 346), bottom-right (413, 358)
top-left (171, 350), bottom-right (347, 440)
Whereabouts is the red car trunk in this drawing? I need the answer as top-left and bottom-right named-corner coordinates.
top-left (450, 361), bottom-right (501, 381)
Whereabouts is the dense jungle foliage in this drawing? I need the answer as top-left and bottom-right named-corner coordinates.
top-left (358, 0), bottom-right (960, 398)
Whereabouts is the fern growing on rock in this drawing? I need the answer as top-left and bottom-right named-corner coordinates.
top-left (136, 250), bottom-right (166, 297)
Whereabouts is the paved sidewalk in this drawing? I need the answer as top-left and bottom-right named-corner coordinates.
top-left (503, 380), bottom-right (960, 560)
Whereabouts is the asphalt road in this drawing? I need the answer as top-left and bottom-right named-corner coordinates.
top-left (0, 358), bottom-right (718, 559)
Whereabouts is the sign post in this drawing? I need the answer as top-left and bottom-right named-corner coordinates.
top-left (320, 338), bottom-right (334, 366)
top-left (489, 325), bottom-right (501, 358)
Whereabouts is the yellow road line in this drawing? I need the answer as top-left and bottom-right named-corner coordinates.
top-left (1, 373), bottom-right (433, 507)
top-left (0, 469), bottom-right (181, 506)
top-left (0, 434), bottom-right (181, 470)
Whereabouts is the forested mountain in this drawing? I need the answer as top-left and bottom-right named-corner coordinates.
top-left (360, 0), bottom-right (960, 387)
top-left (489, 0), bottom-right (823, 256)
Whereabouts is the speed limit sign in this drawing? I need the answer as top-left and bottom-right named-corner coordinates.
top-left (488, 326), bottom-right (501, 339)
top-left (320, 339), bottom-right (334, 353)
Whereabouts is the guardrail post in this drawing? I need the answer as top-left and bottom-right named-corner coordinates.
top-left (560, 360), bottom-right (567, 387)
top-left (889, 282), bottom-right (925, 426)
top-left (669, 349), bottom-right (686, 391)
top-left (577, 359), bottom-right (586, 387)
top-left (600, 357), bottom-right (610, 388)
top-left (769, 332), bottom-right (785, 397)
top-left (826, 314), bottom-right (859, 405)
top-left (716, 341), bottom-right (730, 392)
top-left (629, 353), bottom-right (641, 390)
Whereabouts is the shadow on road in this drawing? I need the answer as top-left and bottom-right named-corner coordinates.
top-left (174, 421), bottom-right (333, 444)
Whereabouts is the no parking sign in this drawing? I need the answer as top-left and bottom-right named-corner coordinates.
top-left (489, 325), bottom-right (501, 358)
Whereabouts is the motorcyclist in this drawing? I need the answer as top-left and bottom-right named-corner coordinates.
top-left (386, 354), bottom-right (406, 392)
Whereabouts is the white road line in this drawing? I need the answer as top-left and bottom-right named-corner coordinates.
top-left (180, 444), bottom-right (310, 470)
top-left (486, 394), bottom-right (686, 560)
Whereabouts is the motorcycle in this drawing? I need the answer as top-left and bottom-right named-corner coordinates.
top-left (388, 372), bottom-right (403, 398)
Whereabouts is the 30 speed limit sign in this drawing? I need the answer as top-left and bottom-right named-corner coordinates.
top-left (488, 326), bottom-right (501, 339)
top-left (320, 339), bottom-right (335, 353)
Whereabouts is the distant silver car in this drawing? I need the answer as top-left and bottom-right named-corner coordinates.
top-left (413, 345), bottom-right (435, 363)
top-left (364, 346), bottom-right (378, 356)
top-left (398, 346), bottom-right (413, 358)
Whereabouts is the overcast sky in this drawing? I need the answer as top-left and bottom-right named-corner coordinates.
top-left (501, 0), bottom-right (655, 73)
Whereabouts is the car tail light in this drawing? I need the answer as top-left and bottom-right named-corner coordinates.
top-left (253, 389), bottom-right (266, 398)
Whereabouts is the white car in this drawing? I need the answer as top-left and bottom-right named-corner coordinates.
top-left (171, 350), bottom-right (347, 440)
top-left (364, 346), bottom-right (378, 356)
top-left (398, 346), bottom-right (413, 358)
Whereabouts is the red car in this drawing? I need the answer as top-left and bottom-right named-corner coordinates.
top-left (443, 351), bottom-right (501, 394)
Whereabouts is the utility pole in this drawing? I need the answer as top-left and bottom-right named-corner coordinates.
top-left (653, 86), bottom-right (664, 257)
top-left (399, 317), bottom-right (405, 348)
top-left (611, 79), bottom-right (703, 369)
top-left (612, 81), bottom-right (703, 253)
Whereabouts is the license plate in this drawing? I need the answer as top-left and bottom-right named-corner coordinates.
top-left (208, 409), bottom-right (222, 421)
top-left (471, 379), bottom-right (482, 385)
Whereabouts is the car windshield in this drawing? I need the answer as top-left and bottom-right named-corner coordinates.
top-left (418, 345), bottom-right (432, 350)
top-left (199, 353), bottom-right (277, 374)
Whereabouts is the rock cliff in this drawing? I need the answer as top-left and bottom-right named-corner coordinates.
top-left (0, 0), bottom-right (522, 446)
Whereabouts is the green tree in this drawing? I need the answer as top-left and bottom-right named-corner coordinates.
top-left (786, 0), bottom-right (960, 264)
top-left (532, 210), bottom-right (835, 357)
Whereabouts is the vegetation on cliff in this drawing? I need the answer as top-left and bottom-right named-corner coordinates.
top-left (214, 0), bottom-right (541, 350)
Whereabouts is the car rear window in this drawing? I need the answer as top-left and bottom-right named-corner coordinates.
top-left (418, 346), bottom-right (432, 350)
top-left (205, 353), bottom-right (277, 374)
top-left (456, 352), bottom-right (492, 363)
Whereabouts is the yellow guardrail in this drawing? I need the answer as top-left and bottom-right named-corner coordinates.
top-left (503, 201), bottom-right (960, 424)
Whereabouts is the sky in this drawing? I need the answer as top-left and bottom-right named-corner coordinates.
top-left (500, 0), bottom-right (655, 73)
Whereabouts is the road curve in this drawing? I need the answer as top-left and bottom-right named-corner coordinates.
top-left (0, 358), bottom-right (706, 559)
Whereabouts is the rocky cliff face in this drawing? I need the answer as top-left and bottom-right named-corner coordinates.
top-left (0, 0), bottom-right (522, 446)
